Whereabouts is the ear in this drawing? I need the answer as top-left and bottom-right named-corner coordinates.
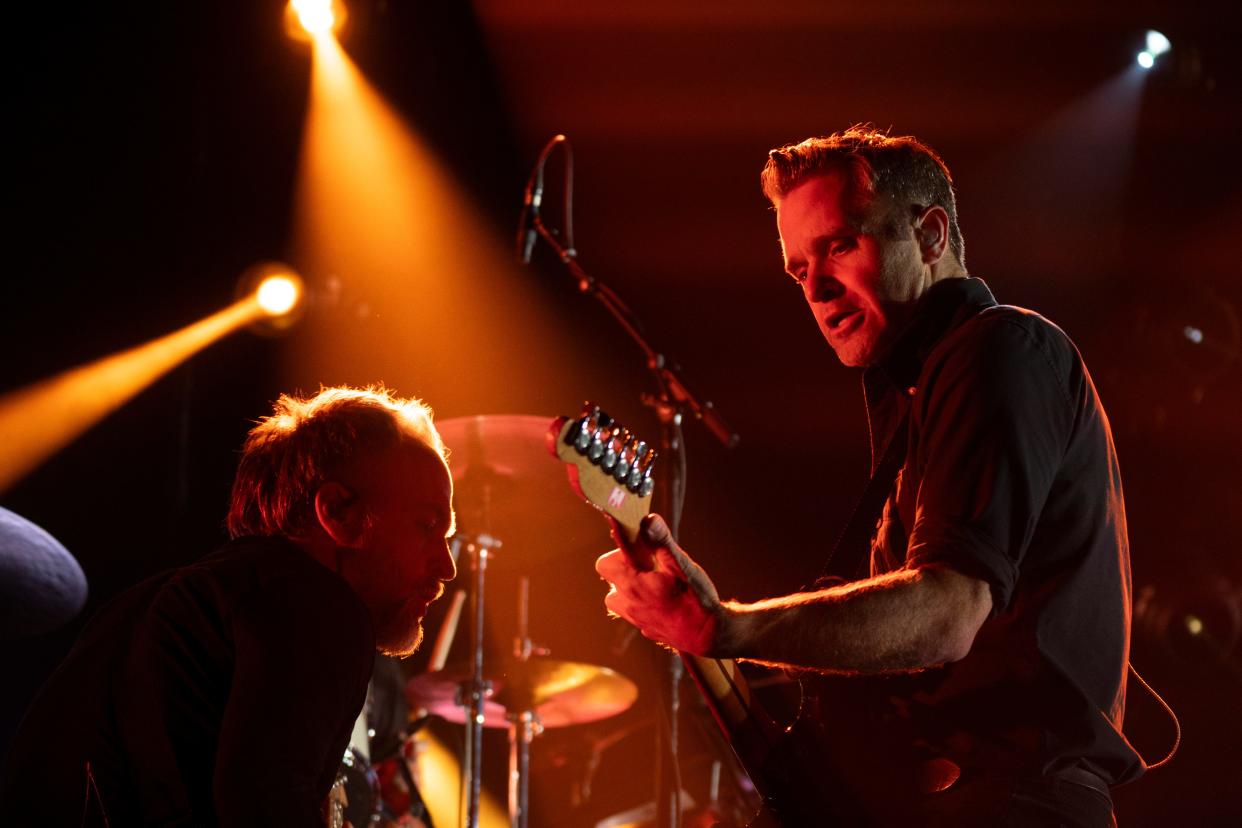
top-left (914, 205), bottom-right (951, 265)
top-left (313, 481), bottom-right (366, 547)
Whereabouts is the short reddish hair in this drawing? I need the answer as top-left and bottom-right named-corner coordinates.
top-left (226, 386), bottom-right (446, 539)
top-left (761, 124), bottom-right (965, 266)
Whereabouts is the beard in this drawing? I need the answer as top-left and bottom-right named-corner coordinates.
top-left (375, 598), bottom-right (427, 658)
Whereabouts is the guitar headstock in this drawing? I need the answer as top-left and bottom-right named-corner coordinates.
top-left (548, 404), bottom-right (656, 549)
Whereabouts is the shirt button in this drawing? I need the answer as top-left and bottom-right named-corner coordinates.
top-left (906, 386), bottom-right (917, 396)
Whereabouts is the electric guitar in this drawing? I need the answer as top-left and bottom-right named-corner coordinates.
top-left (548, 405), bottom-right (839, 826)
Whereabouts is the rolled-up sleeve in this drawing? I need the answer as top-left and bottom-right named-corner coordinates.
top-left (905, 315), bottom-right (1074, 614)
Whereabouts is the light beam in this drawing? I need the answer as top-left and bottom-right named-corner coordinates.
top-left (291, 29), bottom-right (588, 414)
top-left (0, 288), bottom-right (282, 493)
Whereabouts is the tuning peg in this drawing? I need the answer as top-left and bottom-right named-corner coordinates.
top-left (628, 448), bottom-right (656, 495)
top-left (588, 433), bottom-right (606, 463)
top-left (601, 427), bottom-right (628, 473)
top-left (572, 414), bottom-right (592, 453)
top-left (621, 441), bottom-right (646, 491)
top-left (600, 445), bottom-right (617, 472)
top-left (613, 436), bottom-right (633, 481)
top-left (576, 406), bottom-right (604, 454)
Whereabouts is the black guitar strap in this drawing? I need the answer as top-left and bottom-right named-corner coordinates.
top-left (814, 409), bottom-right (910, 585)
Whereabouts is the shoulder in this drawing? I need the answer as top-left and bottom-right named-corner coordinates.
top-left (942, 303), bottom-right (1077, 360)
top-left (220, 538), bottom-right (375, 652)
top-left (923, 304), bottom-right (1083, 400)
top-left (166, 536), bottom-right (371, 630)
top-left (193, 536), bottom-right (337, 591)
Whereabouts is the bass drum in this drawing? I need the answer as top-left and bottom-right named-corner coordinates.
top-left (328, 746), bottom-right (383, 828)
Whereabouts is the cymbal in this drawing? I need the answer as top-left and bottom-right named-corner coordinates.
top-left (0, 507), bottom-right (88, 638)
top-left (435, 415), bottom-right (606, 555)
top-left (405, 657), bottom-right (638, 729)
top-left (436, 415), bottom-right (557, 483)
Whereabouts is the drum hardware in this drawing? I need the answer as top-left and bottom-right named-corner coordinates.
top-left (0, 506), bottom-right (88, 638)
top-left (426, 414), bottom-right (640, 827)
top-left (458, 531), bottom-right (501, 828)
top-left (406, 606), bottom-right (638, 828)
top-left (405, 657), bottom-right (638, 731)
top-left (507, 575), bottom-right (541, 828)
top-left (328, 745), bottom-right (382, 828)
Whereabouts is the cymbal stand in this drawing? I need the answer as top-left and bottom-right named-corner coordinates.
top-left (507, 576), bottom-right (545, 828)
top-left (458, 532), bottom-right (502, 828)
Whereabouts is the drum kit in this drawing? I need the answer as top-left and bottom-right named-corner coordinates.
top-left (331, 414), bottom-right (645, 828)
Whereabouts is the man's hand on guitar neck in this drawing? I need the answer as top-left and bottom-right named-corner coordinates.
top-left (595, 513), bottom-right (728, 657)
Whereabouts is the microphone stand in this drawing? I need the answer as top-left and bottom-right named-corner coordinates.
top-left (519, 135), bottom-right (739, 828)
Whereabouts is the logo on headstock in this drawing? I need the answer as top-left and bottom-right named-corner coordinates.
top-left (607, 486), bottom-right (627, 509)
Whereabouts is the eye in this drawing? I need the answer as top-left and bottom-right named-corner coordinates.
top-left (787, 269), bottom-right (806, 285)
top-left (829, 237), bottom-right (856, 256)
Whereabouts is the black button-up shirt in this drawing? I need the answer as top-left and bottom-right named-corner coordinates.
top-left (863, 277), bottom-right (1144, 784)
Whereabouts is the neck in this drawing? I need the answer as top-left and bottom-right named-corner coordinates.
top-left (290, 530), bottom-right (345, 578)
top-left (929, 256), bottom-right (967, 283)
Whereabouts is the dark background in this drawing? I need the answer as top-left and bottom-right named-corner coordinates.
top-left (3, 1), bottom-right (1240, 824)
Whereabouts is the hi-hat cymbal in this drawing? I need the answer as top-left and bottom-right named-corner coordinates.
top-left (436, 415), bottom-right (605, 555)
top-left (405, 657), bottom-right (638, 729)
top-left (0, 507), bottom-right (88, 638)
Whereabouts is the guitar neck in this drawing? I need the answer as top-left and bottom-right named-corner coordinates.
top-left (550, 407), bottom-right (815, 824)
top-left (609, 519), bottom-right (791, 804)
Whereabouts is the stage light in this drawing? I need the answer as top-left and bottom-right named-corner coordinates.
top-left (1137, 29), bottom-right (1170, 70)
top-left (256, 273), bottom-right (303, 316)
top-left (1146, 30), bottom-right (1171, 57)
top-left (236, 262), bottom-right (307, 334)
top-left (286, 0), bottom-right (344, 41)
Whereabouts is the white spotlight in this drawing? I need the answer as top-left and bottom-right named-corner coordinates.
top-left (1137, 30), bottom-right (1170, 70)
top-left (1145, 30), bottom-right (1171, 57)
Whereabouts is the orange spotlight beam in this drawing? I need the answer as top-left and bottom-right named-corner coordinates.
top-left (290, 29), bottom-right (586, 412)
top-left (0, 296), bottom-right (267, 493)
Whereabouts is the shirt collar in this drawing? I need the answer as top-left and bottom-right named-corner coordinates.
top-left (867, 276), bottom-right (998, 392)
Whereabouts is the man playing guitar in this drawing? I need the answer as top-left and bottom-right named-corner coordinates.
top-left (595, 126), bottom-right (1144, 826)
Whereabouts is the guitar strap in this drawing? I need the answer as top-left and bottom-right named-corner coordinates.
top-left (814, 409), bottom-right (910, 585)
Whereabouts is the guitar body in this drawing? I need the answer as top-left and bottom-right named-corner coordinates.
top-left (677, 656), bottom-right (851, 826)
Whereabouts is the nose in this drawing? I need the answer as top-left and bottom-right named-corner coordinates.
top-left (804, 265), bottom-right (843, 304)
top-left (435, 537), bottom-right (457, 583)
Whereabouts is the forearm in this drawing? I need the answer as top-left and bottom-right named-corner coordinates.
top-left (714, 566), bottom-right (990, 673)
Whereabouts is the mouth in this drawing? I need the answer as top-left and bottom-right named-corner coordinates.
top-left (827, 309), bottom-right (862, 332)
top-left (411, 583), bottom-right (445, 612)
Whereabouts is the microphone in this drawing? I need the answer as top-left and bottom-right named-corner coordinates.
top-left (516, 134), bottom-right (567, 264)
top-left (516, 159), bottom-right (545, 264)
